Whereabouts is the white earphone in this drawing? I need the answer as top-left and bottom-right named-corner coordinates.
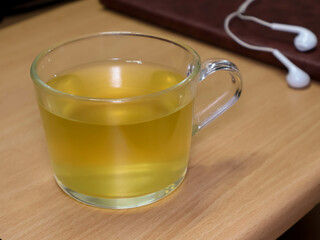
top-left (224, 0), bottom-right (318, 88)
top-left (271, 24), bottom-right (317, 52)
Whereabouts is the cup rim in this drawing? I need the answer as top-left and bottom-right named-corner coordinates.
top-left (30, 32), bottom-right (201, 103)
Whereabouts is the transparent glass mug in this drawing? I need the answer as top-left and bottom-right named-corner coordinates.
top-left (31, 32), bottom-right (242, 209)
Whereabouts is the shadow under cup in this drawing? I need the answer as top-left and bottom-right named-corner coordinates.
top-left (31, 32), bottom-right (242, 209)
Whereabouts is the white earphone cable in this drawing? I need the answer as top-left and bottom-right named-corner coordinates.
top-left (224, 11), bottom-right (275, 53)
top-left (224, 0), bottom-right (313, 88)
top-left (237, 14), bottom-right (271, 28)
top-left (237, 0), bottom-right (255, 13)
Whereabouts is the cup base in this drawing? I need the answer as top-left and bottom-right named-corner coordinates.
top-left (54, 174), bottom-right (185, 209)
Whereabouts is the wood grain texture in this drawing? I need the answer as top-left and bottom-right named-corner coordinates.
top-left (0, 0), bottom-right (319, 239)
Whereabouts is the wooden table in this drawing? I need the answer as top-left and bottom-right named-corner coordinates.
top-left (1, 0), bottom-right (319, 239)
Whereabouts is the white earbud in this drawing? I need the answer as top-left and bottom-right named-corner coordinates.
top-left (271, 23), bottom-right (318, 52)
top-left (224, 0), bottom-right (317, 89)
top-left (272, 50), bottom-right (310, 88)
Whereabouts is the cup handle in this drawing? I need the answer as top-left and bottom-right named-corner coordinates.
top-left (193, 59), bottom-right (242, 135)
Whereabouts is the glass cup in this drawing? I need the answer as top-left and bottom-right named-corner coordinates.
top-left (31, 32), bottom-right (242, 209)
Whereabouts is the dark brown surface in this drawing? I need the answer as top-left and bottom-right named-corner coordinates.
top-left (278, 204), bottom-right (320, 240)
top-left (99, 0), bottom-right (320, 80)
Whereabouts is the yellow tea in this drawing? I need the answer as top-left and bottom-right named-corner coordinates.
top-left (39, 60), bottom-right (193, 198)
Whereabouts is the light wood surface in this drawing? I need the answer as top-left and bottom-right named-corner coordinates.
top-left (1, 0), bottom-right (319, 239)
